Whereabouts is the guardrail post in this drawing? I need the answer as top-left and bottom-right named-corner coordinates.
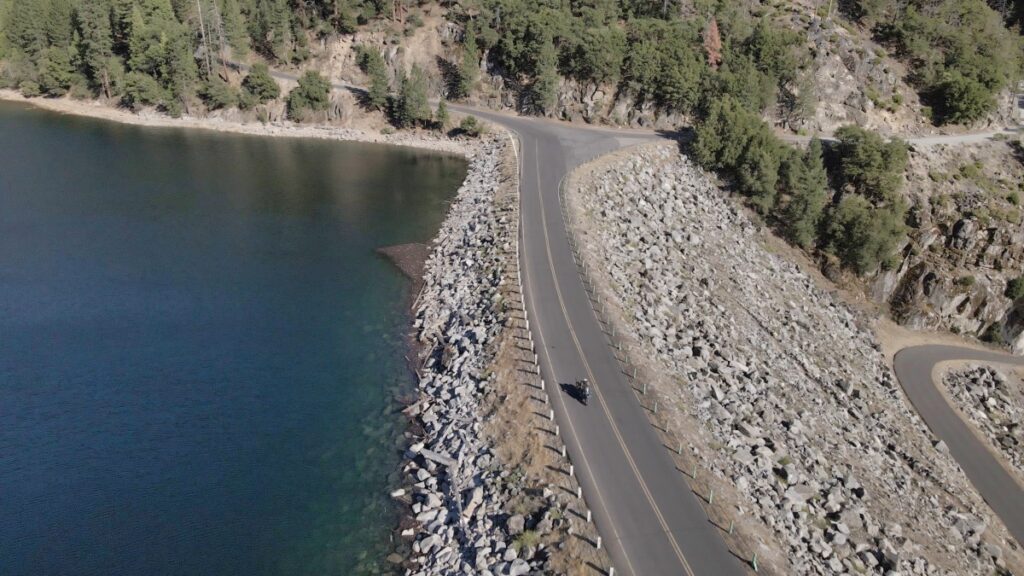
top-left (728, 520), bottom-right (734, 535)
top-left (586, 510), bottom-right (592, 523)
top-left (561, 446), bottom-right (566, 458)
top-left (568, 465), bottom-right (574, 477)
top-left (641, 382), bottom-right (647, 395)
top-left (677, 442), bottom-right (683, 455)
top-left (576, 487), bottom-right (582, 499)
top-left (549, 410), bottom-right (554, 421)
top-left (555, 425), bottom-right (560, 436)
top-left (752, 553), bottom-right (758, 572)
top-left (708, 489), bottom-right (714, 505)
top-left (596, 536), bottom-right (602, 550)
top-left (653, 400), bottom-right (658, 414)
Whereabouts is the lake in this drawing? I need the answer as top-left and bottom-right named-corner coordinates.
top-left (0, 101), bottom-right (466, 575)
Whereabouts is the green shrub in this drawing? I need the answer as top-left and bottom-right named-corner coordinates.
top-left (121, 72), bottom-right (165, 110)
top-left (241, 63), bottom-right (281, 104)
top-left (200, 79), bottom-right (238, 110)
top-left (287, 70), bottom-right (331, 121)
top-left (833, 125), bottom-right (908, 203)
top-left (18, 80), bottom-right (40, 98)
top-left (1006, 276), bottom-right (1024, 301)
top-left (825, 194), bottom-right (907, 274)
top-left (459, 115), bottom-right (483, 137)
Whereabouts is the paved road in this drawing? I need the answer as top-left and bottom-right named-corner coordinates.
top-left (450, 105), bottom-right (747, 576)
top-left (893, 346), bottom-right (1024, 545)
top-left (228, 59), bottom-right (1017, 147)
top-left (245, 60), bottom-right (1024, 568)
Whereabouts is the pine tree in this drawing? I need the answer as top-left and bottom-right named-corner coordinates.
top-left (7, 0), bottom-right (48, 58)
top-left (531, 36), bottom-right (558, 115)
top-left (394, 63), bottom-right (429, 127)
top-left (703, 17), bottom-right (721, 71)
top-left (781, 138), bottom-right (829, 249)
top-left (76, 0), bottom-right (118, 97)
top-left (356, 45), bottom-right (389, 110)
top-left (435, 97), bottom-right (449, 130)
top-left (457, 25), bottom-right (478, 99)
top-left (219, 0), bottom-right (248, 56)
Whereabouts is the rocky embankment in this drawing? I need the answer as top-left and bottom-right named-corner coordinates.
top-left (399, 134), bottom-right (548, 575)
top-left (872, 140), bottom-right (1024, 353)
top-left (567, 143), bottom-right (1022, 575)
top-left (943, 365), bottom-right (1024, 476)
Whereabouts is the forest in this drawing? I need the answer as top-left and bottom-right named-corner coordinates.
top-left (0, 0), bottom-right (1021, 274)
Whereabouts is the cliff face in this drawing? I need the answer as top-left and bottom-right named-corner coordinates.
top-left (870, 140), bottom-right (1024, 352)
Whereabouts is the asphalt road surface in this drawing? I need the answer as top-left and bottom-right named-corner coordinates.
top-left (893, 346), bottom-right (1024, 546)
top-left (240, 60), bottom-right (1023, 568)
top-left (450, 105), bottom-right (747, 576)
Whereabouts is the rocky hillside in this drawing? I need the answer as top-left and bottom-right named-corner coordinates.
top-left (568, 143), bottom-right (1022, 575)
top-left (872, 139), bottom-right (1024, 352)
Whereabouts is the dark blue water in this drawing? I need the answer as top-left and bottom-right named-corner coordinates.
top-left (0, 101), bottom-right (466, 575)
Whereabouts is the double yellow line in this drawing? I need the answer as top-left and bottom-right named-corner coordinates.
top-left (520, 136), bottom-right (696, 576)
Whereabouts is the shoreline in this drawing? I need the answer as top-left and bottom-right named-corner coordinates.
top-left (0, 89), bottom-right (470, 157)
top-left (2, 89), bottom-right (512, 573)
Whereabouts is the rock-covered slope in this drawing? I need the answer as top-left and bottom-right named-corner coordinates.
top-left (401, 135), bottom-right (529, 575)
top-left (400, 134), bottom-right (602, 575)
top-left (943, 365), bottom-right (1024, 477)
top-left (567, 143), bottom-right (1022, 575)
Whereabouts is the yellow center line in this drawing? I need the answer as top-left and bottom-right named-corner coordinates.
top-left (531, 140), bottom-right (697, 576)
top-left (513, 133), bottom-right (638, 576)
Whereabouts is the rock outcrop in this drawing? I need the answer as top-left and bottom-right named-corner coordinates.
top-left (568, 143), bottom-right (1023, 575)
top-left (871, 141), bottom-right (1024, 353)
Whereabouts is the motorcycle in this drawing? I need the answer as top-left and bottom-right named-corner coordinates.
top-left (577, 379), bottom-right (591, 405)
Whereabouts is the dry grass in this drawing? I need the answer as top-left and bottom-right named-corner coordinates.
top-left (478, 133), bottom-right (612, 575)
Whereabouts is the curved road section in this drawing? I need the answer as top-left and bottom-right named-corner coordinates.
top-left (453, 106), bottom-right (746, 576)
top-left (893, 346), bottom-right (1024, 545)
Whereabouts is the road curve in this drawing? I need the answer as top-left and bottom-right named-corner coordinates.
top-left (226, 59), bottom-right (1016, 147)
top-left (250, 61), bottom-right (1023, 568)
top-left (451, 104), bottom-right (747, 576)
top-left (893, 346), bottom-right (1024, 545)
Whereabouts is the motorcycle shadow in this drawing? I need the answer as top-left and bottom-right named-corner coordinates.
top-left (559, 382), bottom-right (589, 405)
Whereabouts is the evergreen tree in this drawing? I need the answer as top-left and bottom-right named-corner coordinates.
top-left (531, 35), bottom-right (558, 114)
top-left (45, 0), bottom-right (75, 49)
top-left (241, 62), bottom-right (280, 102)
top-left (37, 45), bottom-right (74, 95)
top-left (457, 25), bottom-right (478, 99)
top-left (356, 45), bottom-right (388, 110)
top-left (826, 194), bottom-right (906, 274)
top-left (219, 0), bottom-right (248, 56)
top-left (780, 138), bottom-right (829, 250)
top-left (287, 69), bottom-right (331, 120)
top-left (6, 0), bottom-right (48, 58)
top-left (394, 63), bottom-right (429, 127)
top-left (434, 97), bottom-right (449, 130)
top-left (833, 125), bottom-right (908, 204)
top-left (76, 0), bottom-right (118, 97)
